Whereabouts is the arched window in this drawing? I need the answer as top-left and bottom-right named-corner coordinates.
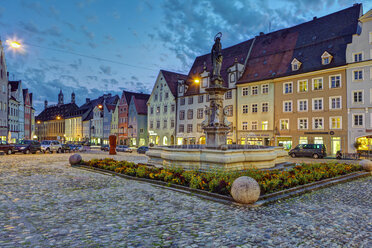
top-left (230, 73), bottom-right (235, 83)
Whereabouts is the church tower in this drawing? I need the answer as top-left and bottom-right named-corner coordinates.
top-left (71, 92), bottom-right (75, 104)
top-left (58, 89), bottom-right (64, 106)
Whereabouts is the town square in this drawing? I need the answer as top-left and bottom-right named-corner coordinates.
top-left (1, 0), bottom-right (372, 247)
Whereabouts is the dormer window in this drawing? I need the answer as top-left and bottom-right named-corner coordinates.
top-left (230, 73), bottom-right (235, 83)
top-left (202, 77), bottom-right (209, 88)
top-left (179, 85), bottom-right (183, 93)
top-left (291, 58), bottom-right (301, 71)
top-left (321, 51), bottom-right (332, 65)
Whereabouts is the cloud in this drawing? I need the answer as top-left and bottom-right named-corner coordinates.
top-left (69, 59), bottom-right (83, 70)
top-left (112, 11), bottom-right (120, 19)
top-left (77, 0), bottom-right (96, 9)
top-left (80, 25), bottom-right (95, 40)
top-left (86, 15), bottom-right (98, 23)
top-left (19, 21), bottom-right (62, 37)
top-left (64, 22), bottom-right (76, 31)
top-left (21, 0), bottom-right (43, 14)
top-left (88, 42), bottom-right (97, 48)
top-left (105, 35), bottom-right (115, 42)
top-left (99, 65), bottom-right (111, 75)
top-left (102, 78), bottom-right (119, 85)
top-left (131, 76), bottom-right (139, 81)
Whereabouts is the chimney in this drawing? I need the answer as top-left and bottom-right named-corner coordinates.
top-left (313, 16), bottom-right (317, 20)
top-left (71, 92), bottom-right (75, 104)
top-left (86, 98), bottom-right (90, 103)
top-left (259, 32), bottom-right (264, 36)
top-left (44, 100), bottom-right (48, 109)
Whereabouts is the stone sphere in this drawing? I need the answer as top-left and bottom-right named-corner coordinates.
top-left (359, 159), bottom-right (372, 172)
top-left (231, 176), bottom-right (260, 204)
top-left (69, 154), bottom-right (82, 165)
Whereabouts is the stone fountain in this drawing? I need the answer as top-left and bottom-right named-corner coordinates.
top-left (146, 33), bottom-right (286, 171)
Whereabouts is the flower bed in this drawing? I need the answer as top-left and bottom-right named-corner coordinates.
top-left (81, 159), bottom-right (363, 196)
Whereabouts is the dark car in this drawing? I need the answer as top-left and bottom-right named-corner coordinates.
top-left (101, 144), bottom-right (109, 151)
top-left (0, 140), bottom-right (14, 155)
top-left (13, 140), bottom-right (41, 154)
top-left (137, 146), bottom-right (149, 154)
top-left (61, 143), bottom-right (71, 153)
top-left (288, 144), bottom-right (326, 159)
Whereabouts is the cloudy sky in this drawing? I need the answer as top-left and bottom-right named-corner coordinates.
top-left (0, 0), bottom-right (370, 113)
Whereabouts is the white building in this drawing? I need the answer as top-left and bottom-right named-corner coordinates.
top-left (147, 70), bottom-right (187, 146)
top-left (0, 41), bottom-right (8, 142)
top-left (346, 8), bottom-right (372, 152)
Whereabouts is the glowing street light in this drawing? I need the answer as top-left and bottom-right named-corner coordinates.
top-left (5, 38), bottom-right (25, 54)
top-left (56, 116), bottom-right (61, 120)
top-left (98, 104), bottom-right (103, 110)
top-left (8, 41), bottom-right (21, 49)
top-left (194, 78), bottom-right (200, 84)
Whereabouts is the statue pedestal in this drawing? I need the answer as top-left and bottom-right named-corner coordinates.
top-left (204, 126), bottom-right (230, 149)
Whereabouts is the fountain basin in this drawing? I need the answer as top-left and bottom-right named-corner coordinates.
top-left (146, 146), bottom-right (287, 171)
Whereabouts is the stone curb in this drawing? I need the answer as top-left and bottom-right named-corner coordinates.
top-left (73, 165), bottom-right (371, 207)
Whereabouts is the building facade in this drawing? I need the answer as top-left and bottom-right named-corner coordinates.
top-left (147, 70), bottom-right (187, 146)
top-left (0, 41), bottom-right (8, 141)
top-left (23, 89), bottom-right (32, 139)
top-left (128, 94), bottom-right (150, 147)
top-left (346, 9), bottom-right (372, 152)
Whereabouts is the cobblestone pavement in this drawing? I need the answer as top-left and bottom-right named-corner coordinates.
top-left (0, 152), bottom-right (371, 247)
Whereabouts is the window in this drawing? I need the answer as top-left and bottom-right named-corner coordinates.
top-left (197, 108), bottom-right (203, 119)
top-left (242, 122), bottom-right (248, 130)
top-left (312, 78), bottom-right (323, 90)
top-left (179, 111), bottom-right (185, 120)
top-left (155, 94), bottom-right (158, 101)
top-left (321, 51), bottom-right (332, 65)
top-left (197, 124), bottom-right (202, 132)
top-left (251, 104), bottom-right (258, 113)
top-left (198, 95), bottom-right (204, 103)
top-left (291, 58), bottom-right (301, 71)
top-left (299, 137), bottom-right (308, 144)
top-left (165, 92), bottom-right (169, 99)
top-left (251, 86), bottom-right (258, 95)
top-left (206, 95), bottom-right (209, 102)
top-left (202, 77), bottom-right (208, 88)
top-left (353, 90), bottom-right (363, 104)
top-left (150, 121), bottom-right (153, 129)
top-left (242, 87), bottom-right (249, 96)
top-left (353, 70), bottom-right (363, 81)
top-left (330, 117), bottom-right (342, 129)
top-left (225, 105), bottom-right (233, 116)
top-left (225, 90), bottom-right (232, 99)
top-left (283, 82), bottom-right (292, 94)
top-left (230, 73), bottom-right (235, 83)
top-left (164, 105), bottom-right (168, 113)
top-left (156, 106), bottom-right (160, 114)
top-left (156, 120), bottom-right (160, 129)
top-left (283, 101), bottom-right (292, 112)
top-left (251, 121), bottom-right (258, 130)
top-left (188, 96), bottom-right (193, 104)
top-left (329, 96), bottom-right (341, 109)
top-left (353, 114), bottom-right (364, 127)
top-left (242, 105), bottom-right (249, 114)
top-left (330, 75), bottom-right (341, 88)
top-left (180, 98), bottom-right (185, 105)
top-left (313, 117), bottom-right (323, 129)
top-left (262, 102), bottom-right (268, 112)
top-left (314, 137), bottom-right (323, 144)
top-left (262, 84), bottom-right (269, 94)
top-left (187, 124), bottom-right (193, 133)
top-left (262, 121), bottom-right (268, 130)
top-left (179, 85), bottom-right (184, 93)
top-left (171, 104), bottom-right (175, 112)
top-left (298, 80), bottom-right (308, 92)
top-left (160, 93), bottom-right (162, 101)
top-left (179, 124), bottom-right (184, 132)
top-left (280, 119), bottom-right (289, 130)
top-left (187, 109), bottom-right (193, 119)
top-left (150, 107), bottom-right (154, 115)
top-left (171, 119), bottom-right (175, 128)
top-left (298, 99), bottom-right (308, 112)
top-left (163, 120), bottom-right (167, 129)
top-left (298, 118), bottom-right (308, 130)
top-left (353, 53), bottom-right (362, 62)
top-left (312, 98), bottom-right (323, 111)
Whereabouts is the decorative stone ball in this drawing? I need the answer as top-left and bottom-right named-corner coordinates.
top-left (69, 154), bottom-right (82, 165)
top-left (359, 159), bottom-right (372, 172)
top-left (220, 145), bottom-right (228, 151)
top-left (231, 176), bottom-right (260, 204)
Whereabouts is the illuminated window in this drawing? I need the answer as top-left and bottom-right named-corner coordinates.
top-left (262, 121), bottom-right (268, 130)
top-left (330, 117), bottom-right (342, 129)
top-left (298, 80), bottom-right (308, 92)
top-left (280, 119), bottom-right (289, 130)
top-left (312, 78), bottom-right (323, 90)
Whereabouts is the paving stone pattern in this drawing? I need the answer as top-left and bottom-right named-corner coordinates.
top-left (0, 153), bottom-right (371, 247)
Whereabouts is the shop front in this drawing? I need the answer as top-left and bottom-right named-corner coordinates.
top-left (238, 131), bottom-right (274, 146)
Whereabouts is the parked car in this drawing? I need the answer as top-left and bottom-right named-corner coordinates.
top-left (137, 146), bottom-right (149, 154)
top-left (101, 144), bottom-right (109, 151)
top-left (0, 140), bottom-right (14, 155)
top-left (41, 140), bottom-right (62, 153)
top-left (116, 145), bottom-right (133, 153)
top-left (288, 144), bottom-right (327, 159)
top-left (13, 140), bottom-right (41, 154)
top-left (61, 143), bottom-right (71, 153)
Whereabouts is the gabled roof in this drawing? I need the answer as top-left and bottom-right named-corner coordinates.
top-left (123, 91), bottom-right (150, 105)
top-left (237, 4), bottom-right (361, 84)
top-left (160, 70), bottom-right (188, 97)
top-left (36, 103), bottom-right (79, 122)
top-left (9, 80), bottom-right (20, 92)
top-left (184, 38), bottom-right (254, 96)
top-left (131, 94), bottom-right (150, 115)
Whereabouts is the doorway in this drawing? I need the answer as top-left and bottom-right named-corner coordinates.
top-left (331, 137), bottom-right (341, 156)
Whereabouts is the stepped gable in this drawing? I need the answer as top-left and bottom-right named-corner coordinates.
top-left (238, 4), bottom-right (362, 84)
top-left (36, 103), bottom-right (78, 122)
top-left (184, 39), bottom-right (254, 96)
top-left (160, 70), bottom-right (188, 97)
